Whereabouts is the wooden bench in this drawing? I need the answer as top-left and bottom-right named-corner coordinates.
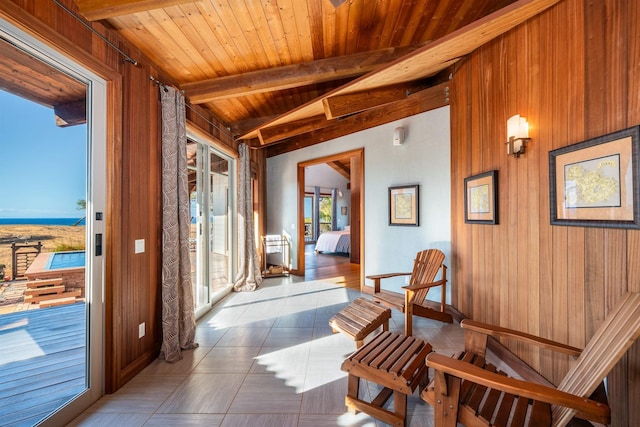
top-left (341, 331), bottom-right (432, 426)
top-left (329, 297), bottom-right (392, 348)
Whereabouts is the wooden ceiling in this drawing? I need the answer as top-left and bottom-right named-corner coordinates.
top-left (70, 0), bottom-right (560, 154)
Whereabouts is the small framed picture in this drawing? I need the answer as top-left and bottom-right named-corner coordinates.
top-left (464, 170), bottom-right (498, 224)
top-left (549, 125), bottom-right (640, 228)
top-left (389, 184), bottom-right (419, 226)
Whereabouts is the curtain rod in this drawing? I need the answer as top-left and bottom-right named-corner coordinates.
top-left (52, 0), bottom-right (138, 66)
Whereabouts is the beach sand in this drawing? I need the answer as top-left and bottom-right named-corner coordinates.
top-left (0, 225), bottom-right (85, 279)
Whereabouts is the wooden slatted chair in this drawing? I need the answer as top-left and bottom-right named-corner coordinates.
top-left (421, 291), bottom-right (640, 427)
top-left (368, 249), bottom-right (452, 336)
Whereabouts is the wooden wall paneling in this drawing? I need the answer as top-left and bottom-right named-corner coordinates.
top-left (513, 24), bottom-right (533, 361)
top-left (620, 4), bottom-right (640, 419)
top-left (534, 0), bottom-right (556, 381)
top-left (450, 1), bottom-right (639, 417)
top-left (583, 0), bottom-right (608, 344)
top-left (602, 4), bottom-right (631, 420)
top-left (503, 31), bottom-right (520, 355)
top-left (523, 16), bottom-right (542, 372)
top-left (549, 0), bottom-right (572, 385)
top-left (469, 51), bottom-right (483, 321)
top-left (449, 72), bottom-right (470, 314)
top-left (563, 0), bottom-right (586, 356)
top-left (483, 39), bottom-right (500, 329)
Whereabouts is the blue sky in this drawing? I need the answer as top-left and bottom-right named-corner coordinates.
top-left (0, 90), bottom-right (86, 218)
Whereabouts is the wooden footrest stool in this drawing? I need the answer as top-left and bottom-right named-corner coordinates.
top-left (340, 331), bottom-right (432, 427)
top-left (329, 297), bottom-right (392, 348)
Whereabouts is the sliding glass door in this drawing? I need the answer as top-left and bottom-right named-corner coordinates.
top-left (187, 137), bottom-right (235, 318)
top-left (0, 18), bottom-right (105, 427)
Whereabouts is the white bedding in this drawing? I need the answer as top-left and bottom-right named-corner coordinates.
top-left (314, 229), bottom-right (350, 253)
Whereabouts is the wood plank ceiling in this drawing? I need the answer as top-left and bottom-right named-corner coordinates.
top-left (70, 0), bottom-right (559, 154)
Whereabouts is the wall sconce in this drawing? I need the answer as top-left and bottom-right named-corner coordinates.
top-left (393, 126), bottom-right (405, 146)
top-left (506, 114), bottom-right (530, 158)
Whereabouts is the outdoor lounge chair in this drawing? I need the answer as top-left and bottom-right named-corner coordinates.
top-left (421, 291), bottom-right (640, 427)
top-left (368, 248), bottom-right (452, 336)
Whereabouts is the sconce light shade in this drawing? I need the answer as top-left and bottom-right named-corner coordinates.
top-left (506, 115), bottom-right (531, 158)
top-left (393, 126), bottom-right (404, 146)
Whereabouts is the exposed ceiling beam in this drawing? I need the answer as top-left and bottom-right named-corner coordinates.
top-left (327, 161), bottom-right (350, 180)
top-left (240, 0), bottom-right (562, 142)
top-left (229, 115), bottom-right (281, 138)
top-left (181, 45), bottom-right (423, 104)
top-left (323, 84), bottom-right (413, 120)
top-left (257, 115), bottom-right (332, 145)
top-left (265, 82), bottom-right (450, 156)
top-left (73, 0), bottom-right (194, 21)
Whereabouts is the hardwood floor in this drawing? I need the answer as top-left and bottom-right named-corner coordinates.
top-left (303, 244), bottom-right (360, 289)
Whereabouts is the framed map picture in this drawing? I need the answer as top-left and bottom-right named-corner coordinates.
top-left (464, 170), bottom-right (498, 224)
top-left (389, 184), bottom-right (419, 226)
top-left (549, 125), bottom-right (640, 229)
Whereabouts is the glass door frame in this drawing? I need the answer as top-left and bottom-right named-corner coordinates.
top-left (0, 17), bottom-right (106, 426)
top-left (187, 127), bottom-right (236, 319)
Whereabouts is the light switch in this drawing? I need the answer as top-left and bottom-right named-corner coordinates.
top-left (135, 239), bottom-right (145, 254)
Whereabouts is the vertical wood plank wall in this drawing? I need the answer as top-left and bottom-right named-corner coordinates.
top-left (3, 0), bottom-right (241, 392)
top-left (450, 0), bottom-right (640, 424)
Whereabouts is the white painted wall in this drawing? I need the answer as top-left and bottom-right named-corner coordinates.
top-left (266, 106), bottom-right (452, 301)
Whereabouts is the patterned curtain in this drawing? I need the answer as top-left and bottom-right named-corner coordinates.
top-left (331, 188), bottom-right (338, 231)
top-left (233, 143), bottom-right (262, 291)
top-left (313, 186), bottom-right (320, 240)
top-left (159, 86), bottom-right (198, 363)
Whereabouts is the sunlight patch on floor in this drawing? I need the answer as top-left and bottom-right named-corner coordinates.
top-left (254, 334), bottom-right (349, 394)
top-left (0, 329), bottom-right (45, 364)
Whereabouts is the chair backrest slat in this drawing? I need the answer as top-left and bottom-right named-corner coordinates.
top-left (409, 249), bottom-right (445, 304)
top-left (552, 292), bottom-right (640, 426)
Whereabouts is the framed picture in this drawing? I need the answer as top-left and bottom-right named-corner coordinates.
top-left (389, 184), bottom-right (419, 226)
top-left (464, 170), bottom-right (498, 224)
top-left (341, 206), bottom-right (348, 215)
top-left (549, 125), bottom-right (640, 229)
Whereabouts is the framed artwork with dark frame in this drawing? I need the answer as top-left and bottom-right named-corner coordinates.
top-left (389, 184), bottom-right (419, 226)
top-left (549, 125), bottom-right (640, 229)
top-left (464, 170), bottom-right (498, 224)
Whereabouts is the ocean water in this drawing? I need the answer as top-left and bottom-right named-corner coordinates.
top-left (0, 218), bottom-right (85, 226)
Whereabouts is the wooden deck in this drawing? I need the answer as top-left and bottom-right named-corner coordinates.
top-left (0, 303), bottom-right (86, 427)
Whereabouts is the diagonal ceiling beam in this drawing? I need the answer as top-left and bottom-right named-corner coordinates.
top-left (73, 0), bottom-right (195, 21)
top-left (322, 84), bottom-right (419, 120)
top-left (327, 161), bottom-right (350, 180)
top-left (263, 82), bottom-right (450, 155)
top-left (239, 0), bottom-right (562, 142)
top-left (181, 45), bottom-right (423, 104)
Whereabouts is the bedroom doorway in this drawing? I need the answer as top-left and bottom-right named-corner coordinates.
top-left (297, 148), bottom-right (363, 286)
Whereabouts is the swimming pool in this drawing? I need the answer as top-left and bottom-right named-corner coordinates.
top-left (45, 251), bottom-right (86, 270)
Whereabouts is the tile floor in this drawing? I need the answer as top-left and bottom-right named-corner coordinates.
top-left (68, 276), bottom-right (514, 427)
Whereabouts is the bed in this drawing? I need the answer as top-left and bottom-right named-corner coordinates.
top-left (314, 226), bottom-right (351, 254)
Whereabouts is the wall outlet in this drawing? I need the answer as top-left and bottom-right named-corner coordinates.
top-left (138, 322), bottom-right (145, 338)
top-left (134, 239), bottom-right (145, 254)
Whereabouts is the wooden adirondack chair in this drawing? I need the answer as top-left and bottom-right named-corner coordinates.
top-left (368, 249), bottom-right (452, 336)
top-left (421, 291), bottom-right (640, 427)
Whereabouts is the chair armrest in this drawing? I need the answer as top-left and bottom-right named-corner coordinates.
top-left (402, 278), bottom-right (447, 291)
top-left (461, 319), bottom-right (583, 357)
top-left (426, 353), bottom-right (610, 425)
top-left (366, 272), bottom-right (411, 280)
